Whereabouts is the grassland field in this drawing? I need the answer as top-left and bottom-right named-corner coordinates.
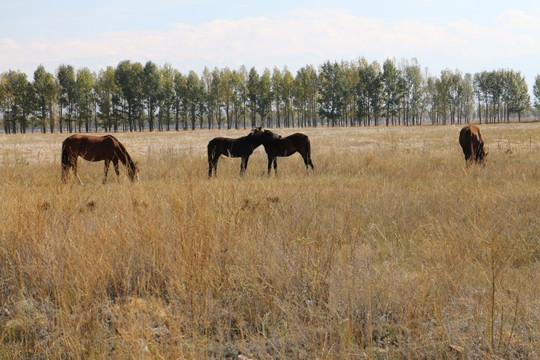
top-left (0, 123), bottom-right (538, 359)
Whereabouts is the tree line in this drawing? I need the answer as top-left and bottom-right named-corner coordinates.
top-left (1, 57), bottom-right (538, 134)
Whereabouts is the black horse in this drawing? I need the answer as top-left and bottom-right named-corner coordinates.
top-left (256, 128), bottom-right (314, 175)
top-left (207, 129), bottom-right (264, 177)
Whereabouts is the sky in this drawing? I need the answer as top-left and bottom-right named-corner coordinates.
top-left (1, 0), bottom-right (540, 84)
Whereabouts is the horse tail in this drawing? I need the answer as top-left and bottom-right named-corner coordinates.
top-left (61, 144), bottom-right (70, 170)
top-left (207, 139), bottom-right (219, 177)
top-left (305, 136), bottom-right (314, 169)
top-left (61, 141), bottom-right (71, 182)
top-left (207, 139), bottom-right (216, 161)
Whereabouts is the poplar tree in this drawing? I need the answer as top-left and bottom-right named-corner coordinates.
top-left (220, 67), bottom-right (234, 129)
top-left (76, 67), bottom-right (94, 132)
top-left (95, 66), bottom-right (116, 132)
top-left (186, 70), bottom-right (203, 130)
top-left (173, 70), bottom-right (187, 131)
top-left (257, 68), bottom-right (272, 127)
top-left (115, 60), bottom-right (143, 131)
top-left (271, 67), bottom-right (283, 128)
top-left (247, 67), bottom-right (259, 127)
top-left (318, 61), bottom-right (347, 127)
top-left (161, 64), bottom-right (175, 131)
top-left (0, 70), bottom-right (31, 133)
top-left (142, 61), bottom-right (161, 132)
top-left (533, 74), bottom-right (540, 110)
top-left (506, 71), bottom-right (529, 122)
top-left (33, 65), bottom-right (56, 133)
top-left (56, 64), bottom-right (77, 132)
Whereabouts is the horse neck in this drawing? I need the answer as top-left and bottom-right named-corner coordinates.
top-left (262, 132), bottom-right (279, 144)
top-left (115, 142), bottom-right (134, 169)
top-left (246, 135), bottom-right (262, 147)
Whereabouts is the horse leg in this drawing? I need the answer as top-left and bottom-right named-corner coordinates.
top-left (240, 156), bottom-right (249, 176)
top-left (302, 153), bottom-right (314, 170)
top-left (307, 152), bottom-right (314, 170)
top-left (210, 157), bottom-right (219, 177)
top-left (61, 163), bottom-right (70, 183)
top-left (306, 142), bottom-right (314, 170)
top-left (466, 143), bottom-right (474, 167)
top-left (208, 156), bottom-right (216, 177)
top-left (267, 156), bottom-right (273, 175)
top-left (302, 152), bottom-right (309, 169)
top-left (103, 159), bottom-right (110, 184)
top-left (113, 159), bottom-right (120, 181)
top-left (266, 156), bottom-right (277, 175)
top-left (474, 143), bottom-right (484, 164)
top-left (464, 153), bottom-right (472, 167)
top-left (61, 149), bottom-right (70, 183)
top-left (72, 157), bottom-right (83, 185)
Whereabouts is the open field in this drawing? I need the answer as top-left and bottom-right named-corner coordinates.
top-left (0, 123), bottom-right (539, 359)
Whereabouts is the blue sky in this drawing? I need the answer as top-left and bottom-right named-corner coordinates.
top-left (1, 0), bottom-right (540, 84)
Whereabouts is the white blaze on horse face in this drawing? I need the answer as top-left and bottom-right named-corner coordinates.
top-left (136, 173), bottom-right (140, 181)
top-left (76, 174), bottom-right (84, 185)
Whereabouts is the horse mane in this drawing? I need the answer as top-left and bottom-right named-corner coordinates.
top-left (107, 135), bottom-right (136, 171)
top-left (264, 130), bottom-right (281, 140)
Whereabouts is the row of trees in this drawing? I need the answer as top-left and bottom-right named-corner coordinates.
top-left (0, 58), bottom-right (538, 133)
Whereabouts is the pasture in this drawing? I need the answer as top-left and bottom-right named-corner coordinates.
top-left (0, 123), bottom-right (538, 359)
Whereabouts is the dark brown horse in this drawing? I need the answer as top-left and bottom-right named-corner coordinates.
top-left (207, 129), bottom-right (264, 177)
top-left (61, 134), bottom-right (139, 184)
top-left (459, 124), bottom-right (487, 166)
top-left (256, 128), bottom-right (314, 175)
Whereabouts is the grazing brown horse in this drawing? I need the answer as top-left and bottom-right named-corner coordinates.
top-left (255, 128), bottom-right (314, 175)
top-left (459, 124), bottom-right (487, 166)
top-left (61, 134), bottom-right (139, 184)
top-left (207, 129), bottom-right (264, 177)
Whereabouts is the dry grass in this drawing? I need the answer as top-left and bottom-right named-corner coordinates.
top-left (0, 123), bottom-right (538, 359)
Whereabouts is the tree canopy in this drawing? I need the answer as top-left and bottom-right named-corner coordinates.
top-left (0, 58), bottom-right (535, 133)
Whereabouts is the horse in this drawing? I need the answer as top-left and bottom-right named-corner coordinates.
top-left (459, 124), bottom-right (487, 167)
top-left (207, 129), bottom-right (264, 177)
top-left (255, 127), bottom-right (314, 175)
top-left (61, 134), bottom-right (139, 184)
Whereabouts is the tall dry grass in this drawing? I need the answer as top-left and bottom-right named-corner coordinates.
top-left (0, 123), bottom-right (538, 359)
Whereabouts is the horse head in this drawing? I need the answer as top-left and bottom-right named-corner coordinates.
top-left (263, 130), bottom-right (281, 141)
top-left (250, 127), bottom-right (264, 136)
top-left (478, 144), bottom-right (488, 165)
top-left (128, 161), bottom-right (140, 181)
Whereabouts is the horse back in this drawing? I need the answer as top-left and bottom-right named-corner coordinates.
top-left (284, 133), bottom-right (310, 154)
top-left (460, 125), bottom-right (483, 151)
top-left (208, 136), bottom-right (255, 158)
top-left (63, 134), bottom-right (118, 161)
top-left (208, 137), bottom-right (229, 157)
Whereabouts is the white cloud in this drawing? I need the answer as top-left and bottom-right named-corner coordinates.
top-left (498, 10), bottom-right (540, 30)
top-left (2, 8), bottom-right (540, 78)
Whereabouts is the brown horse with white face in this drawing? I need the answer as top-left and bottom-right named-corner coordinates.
top-left (61, 134), bottom-right (139, 184)
top-left (459, 125), bottom-right (487, 167)
top-left (255, 128), bottom-right (314, 175)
